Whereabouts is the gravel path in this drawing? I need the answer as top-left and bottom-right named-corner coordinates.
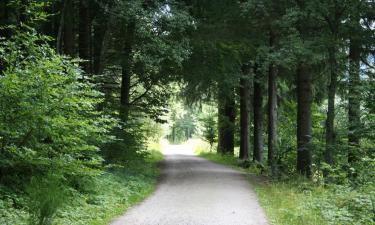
top-left (110, 142), bottom-right (269, 225)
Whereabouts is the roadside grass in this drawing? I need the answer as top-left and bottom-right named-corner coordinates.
top-left (0, 143), bottom-right (163, 225)
top-left (194, 140), bottom-right (374, 225)
top-left (196, 147), bottom-right (327, 225)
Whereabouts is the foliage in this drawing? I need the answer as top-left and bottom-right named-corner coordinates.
top-left (199, 113), bottom-right (217, 150)
top-left (26, 173), bottom-right (68, 225)
top-left (0, 27), bottom-right (115, 182)
top-left (1, 0), bottom-right (375, 224)
top-left (166, 100), bottom-right (197, 144)
top-left (0, 144), bottom-right (163, 225)
top-left (0, 25), bottom-right (118, 224)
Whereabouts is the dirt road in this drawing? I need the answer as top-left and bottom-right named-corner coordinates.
top-left (110, 142), bottom-right (269, 225)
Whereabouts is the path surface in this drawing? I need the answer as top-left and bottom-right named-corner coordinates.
top-left (111, 141), bottom-right (269, 225)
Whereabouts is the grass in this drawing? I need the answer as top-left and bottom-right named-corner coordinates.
top-left (197, 150), bottom-right (326, 224)
top-left (0, 143), bottom-right (163, 225)
top-left (254, 181), bottom-right (327, 225)
top-left (194, 140), bottom-right (374, 225)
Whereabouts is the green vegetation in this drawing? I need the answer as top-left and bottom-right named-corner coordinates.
top-left (1, 0), bottom-right (374, 224)
top-left (197, 142), bottom-right (374, 225)
top-left (0, 145), bottom-right (162, 225)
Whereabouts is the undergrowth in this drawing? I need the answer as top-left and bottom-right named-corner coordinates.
top-left (0, 145), bottom-right (163, 225)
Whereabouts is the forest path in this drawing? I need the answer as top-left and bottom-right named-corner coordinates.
top-left (110, 140), bottom-right (269, 225)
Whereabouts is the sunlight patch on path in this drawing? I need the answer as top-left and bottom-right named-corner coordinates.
top-left (161, 139), bottom-right (202, 155)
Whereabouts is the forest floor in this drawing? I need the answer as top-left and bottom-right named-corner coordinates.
top-left (110, 139), bottom-right (269, 225)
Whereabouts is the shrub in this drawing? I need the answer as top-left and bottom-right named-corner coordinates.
top-left (26, 173), bottom-right (68, 225)
top-left (0, 26), bottom-right (115, 189)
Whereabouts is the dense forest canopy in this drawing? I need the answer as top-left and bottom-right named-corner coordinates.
top-left (0, 0), bottom-right (374, 224)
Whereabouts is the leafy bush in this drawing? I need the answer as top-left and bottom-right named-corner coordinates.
top-left (0, 145), bottom-right (163, 225)
top-left (0, 27), bottom-right (115, 184)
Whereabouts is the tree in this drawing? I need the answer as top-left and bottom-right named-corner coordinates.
top-left (218, 83), bottom-right (236, 155)
top-left (79, 0), bottom-right (91, 73)
top-left (294, 0), bottom-right (317, 177)
top-left (63, 0), bottom-right (74, 56)
top-left (253, 65), bottom-right (264, 162)
top-left (239, 66), bottom-right (251, 159)
top-left (268, 47), bottom-right (278, 173)
top-left (202, 114), bottom-right (217, 150)
top-left (347, 2), bottom-right (362, 164)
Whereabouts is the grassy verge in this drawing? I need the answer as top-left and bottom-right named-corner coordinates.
top-left (195, 141), bottom-right (374, 225)
top-left (0, 143), bottom-right (163, 225)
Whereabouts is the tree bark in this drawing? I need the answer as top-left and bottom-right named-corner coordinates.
top-left (79, 0), bottom-right (91, 73)
top-left (268, 63), bottom-right (278, 172)
top-left (56, 0), bottom-right (66, 53)
top-left (217, 83), bottom-right (235, 155)
top-left (348, 37), bottom-right (361, 164)
top-left (325, 47), bottom-right (337, 166)
top-left (253, 69), bottom-right (263, 162)
top-left (296, 63), bottom-right (313, 177)
top-left (268, 31), bottom-right (278, 175)
top-left (239, 71), bottom-right (250, 160)
top-left (63, 0), bottom-right (74, 56)
top-left (120, 21), bottom-right (136, 121)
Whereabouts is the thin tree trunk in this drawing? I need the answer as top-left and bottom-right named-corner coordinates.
top-left (253, 69), bottom-right (263, 162)
top-left (56, 0), bottom-right (66, 53)
top-left (296, 63), bottom-right (313, 177)
top-left (325, 47), bottom-right (337, 166)
top-left (79, 0), bottom-right (91, 73)
top-left (93, 19), bottom-right (107, 74)
top-left (97, 20), bottom-right (113, 74)
top-left (348, 37), bottom-right (361, 164)
top-left (239, 73), bottom-right (250, 160)
top-left (63, 0), bottom-right (74, 56)
top-left (218, 94), bottom-right (226, 154)
top-left (120, 21), bottom-right (135, 121)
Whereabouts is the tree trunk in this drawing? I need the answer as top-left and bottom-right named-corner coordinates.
top-left (217, 83), bottom-right (235, 155)
top-left (253, 69), bottom-right (263, 162)
top-left (296, 63), bottom-right (313, 177)
top-left (268, 63), bottom-right (278, 173)
top-left (120, 21), bottom-right (136, 121)
top-left (56, 0), bottom-right (66, 53)
top-left (325, 47), bottom-right (337, 166)
top-left (93, 19), bottom-right (107, 74)
top-left (268, 31), bottom-right (278, 175)
top-left (348, 37), bottom-right (361, 164)
top-left (79, 0), bottom-right (91, 73)
top-left (63, 0), bottom-right (74, 56)
top-left (239, 73), bottom-right (250, 160)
